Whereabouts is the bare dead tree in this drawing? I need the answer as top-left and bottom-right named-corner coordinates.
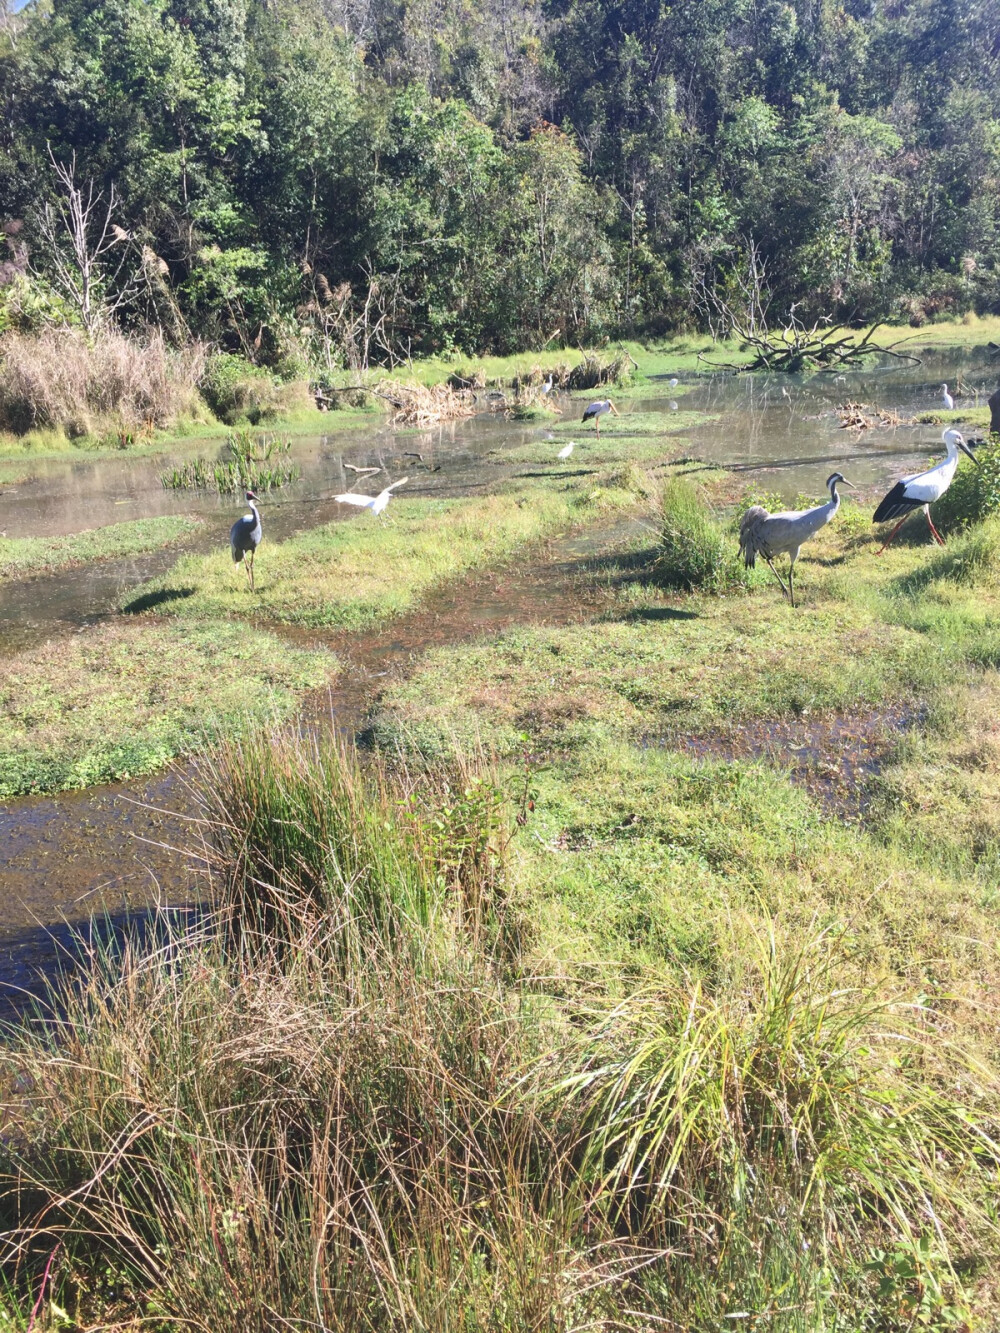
top-left (694, 236), bottom-right (920, 373)
top-left (34, 149), bottom-right (137, 334)
top-left (302, 261), bottom-right (409, 373)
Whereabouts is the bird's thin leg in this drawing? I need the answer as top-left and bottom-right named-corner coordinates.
top-left (875, 516), bottom-right (909, 555)
top-left (248, 550), bottom-right (255, 591)
top-left (595, 418), bottom-right (600, 440)
top-left (788, 558), bottom-right (795, 609)
top-left (925, 506), bottom-right (946, 547)
top-left (764, 556), bottom-right (791, 601)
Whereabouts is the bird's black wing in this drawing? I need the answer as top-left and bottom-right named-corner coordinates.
top-left (581, 408), bottom-right (595, 422)
top-left (873, 482), bottom-right (922, 524)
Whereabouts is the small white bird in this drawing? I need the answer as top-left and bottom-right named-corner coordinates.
top-left (872, 428), bottom-right (977, 552)
top-left (334, 476), bottom-right (409, 517)
top-left (669, 400), bottom-right (679, 411)
top-left (739, 472), bottom-right (855, 607)
top-left (669, 377), bottom-right (679, 388)
top-left (557, 442), bottom-right (575, 460)
top-left (941, 383), bottom-right (955, 411)
top-left (581, 399), bottom-right (618, 438)
top-left (542, 373), bottom-right (554, 394)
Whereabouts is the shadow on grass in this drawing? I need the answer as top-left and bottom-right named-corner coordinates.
top-left (624, 606), bottom-right (700, 622)
top-left (122, 586), bottom-right (197, 614)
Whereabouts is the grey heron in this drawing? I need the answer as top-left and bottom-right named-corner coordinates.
top-left (581, 398), bottom-right (618, 438)
top-left (872, 428), bottom-right (976, 552)
top-left (334, 476), bottom-right (409, 517)
top-left (941, 383), bottom-right (955, 411)
top-left (739, 472), bottom-right (855, 607)
top-left (230, 490), bottom-right (262, 591)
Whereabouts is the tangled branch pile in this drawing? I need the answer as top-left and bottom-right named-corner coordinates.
top-left (376, 380), bottom-right (478, 427)
top-left (838, 401), bottom-right (907, 431)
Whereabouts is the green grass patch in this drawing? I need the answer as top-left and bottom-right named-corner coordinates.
top-left (0, 514), bottom-right (199, 578)
top-left (126, 482), bottom-right (641, 630)
top-left (0, 620), bottom-right (335, 796)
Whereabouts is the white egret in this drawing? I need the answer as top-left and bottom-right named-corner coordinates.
top-left (669, 377), bottom-right (679, 388)
top-left (872, 428), bottom-right (976, 552)
top-left (557, 442), bottom-right (575, 460)
top-left (941, 383), bottom-right (955, 411)
top-left (581, 399), bottom-right (618, 438)
top-left (334, 476), bottom-right (409, 518)
top-left (542, 373), bottom-right (554, 394)
top-left (739, 473), bottom-right (855, 607)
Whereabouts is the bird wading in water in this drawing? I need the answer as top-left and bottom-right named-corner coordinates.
top-left (739, 472), bottom-right (855, 607)
top-left (230, 489), bottom-right (262, 591)
top-left (581, 398), bottom-right (618, 438)
top-left (941, 383), bottom-right (955, 412)
top-left (872, 428), bottom-right (977, 553)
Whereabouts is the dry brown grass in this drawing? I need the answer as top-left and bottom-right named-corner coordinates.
top-left (376, 378), bottom-right (478, 426)
top-left (0, 327), bottom-right (206, 436)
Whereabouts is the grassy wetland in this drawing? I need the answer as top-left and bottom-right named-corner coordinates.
top-left (5, 358), bottom-right (1000, 1328)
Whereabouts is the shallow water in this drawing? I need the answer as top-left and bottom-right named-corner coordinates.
top-left (0, 340), bottom-right (997, 994)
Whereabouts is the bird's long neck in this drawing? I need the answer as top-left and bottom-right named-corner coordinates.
top-left (827, 479), bottom-right (842, 509)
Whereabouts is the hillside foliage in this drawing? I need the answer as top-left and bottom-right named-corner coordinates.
top-left (0, 0), bottom-right (998, 360)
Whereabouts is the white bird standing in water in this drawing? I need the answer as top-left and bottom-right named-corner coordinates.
top-left (872, 428), bottom-right (976, 552)
top-left (739, 473), bottom-right (855, 607)
top-left (581, 399), bottom-right (618, 438)
top-left (334, 476), bottom-right (409, 517)
top-left (542, 373), bottom-right (554, 395)
top-left (941, 383), bottom-right (955, 411)
top-left (230, 489), bottom-right (262, 591)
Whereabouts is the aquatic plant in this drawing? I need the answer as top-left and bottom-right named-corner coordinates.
top-left (160, 429), bottom-right (299, 493)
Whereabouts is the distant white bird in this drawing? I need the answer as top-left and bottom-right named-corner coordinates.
top-left (669, 400), bottom-right (679, 411)
top-left (941, 382), bottom-right (955, 411)
top-left (669, 377), bottom-right (679, 388)
top-left (230, 490), bottom-right (262, 591)
top-left (581, 398), bottom-right (618, 438)
top-left (557, 442), bottom-right (575, 460)
top-left (872, 428), bottom-right (976, 552)
top-left (334, 476), bottom-right (409, 517)
top-left (542, 373), bottom-right (554, 394)
top-left (739, 472), bottom-right (855, 607)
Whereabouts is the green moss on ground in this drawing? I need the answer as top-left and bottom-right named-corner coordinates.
top-left (0, 620), bottom-right (335, 796)
top-left (0, 515), bottom-right (199, 578)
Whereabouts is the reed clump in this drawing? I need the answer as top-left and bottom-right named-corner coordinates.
top-left (0, 327), bottom-right (205, 437)
top-left (654, 475), bottom-right (759, 593)
top-left (0, 731), bottom-right (995, 1328)
top-left (161, 429), bottom-right (299, 493)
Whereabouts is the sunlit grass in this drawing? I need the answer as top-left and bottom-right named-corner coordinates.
top-left (0, 620), bottom-right (335, 795)
top-left (0, 514), bottom-right (199, 578)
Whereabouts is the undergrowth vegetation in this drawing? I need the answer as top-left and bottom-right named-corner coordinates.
top-left (654, 474), bottom-right (761, 592)
top-left (0, 732), bottom-right (996, 1329)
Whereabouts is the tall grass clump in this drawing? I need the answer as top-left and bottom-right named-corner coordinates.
top-left (0, 327), bottom-right (205, 437)
top-left (200, 351), bottom-right (282, 424)
top-left (547, 927), bottom-right (999, 1326)
top-left (931, 434), bottom-right (1000, 531)
top-left (653, 475), bottom-right (758, 592)
top-left (161, 429), bottom-right (298, 493)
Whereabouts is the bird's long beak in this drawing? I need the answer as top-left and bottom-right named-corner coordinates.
top-left (959, 440), bottom-right (979, 466)
top-left (608, 402), bottom-right (619, 415)
top-left (841, 479), bottom-right (857, 489)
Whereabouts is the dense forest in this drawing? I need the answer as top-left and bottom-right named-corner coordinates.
top-left (0, 0), bottom-right (998, 364)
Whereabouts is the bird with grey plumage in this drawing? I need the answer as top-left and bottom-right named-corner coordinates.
top-left (738, 473), bottom-right (855, 607)
top-left (230, 489), bottom-right (262, 591)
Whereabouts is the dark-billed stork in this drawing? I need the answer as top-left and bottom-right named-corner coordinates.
top-left (872, 428), bottom-right (977, 553)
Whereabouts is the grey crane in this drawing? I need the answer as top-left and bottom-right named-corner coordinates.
top-left (230, 489), bottom-right (262, 590)
top-left (738, 472), bottom-right (855, 607)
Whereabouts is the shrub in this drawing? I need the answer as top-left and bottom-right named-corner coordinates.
top-left (654, 476), bottom-right (756, 593)
top-left (0, 328), bottom-right (205, 436)
top-left (931, 434), bottom-right (1000, 531)
top-left (199, 351), bottom-right (282, 424)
